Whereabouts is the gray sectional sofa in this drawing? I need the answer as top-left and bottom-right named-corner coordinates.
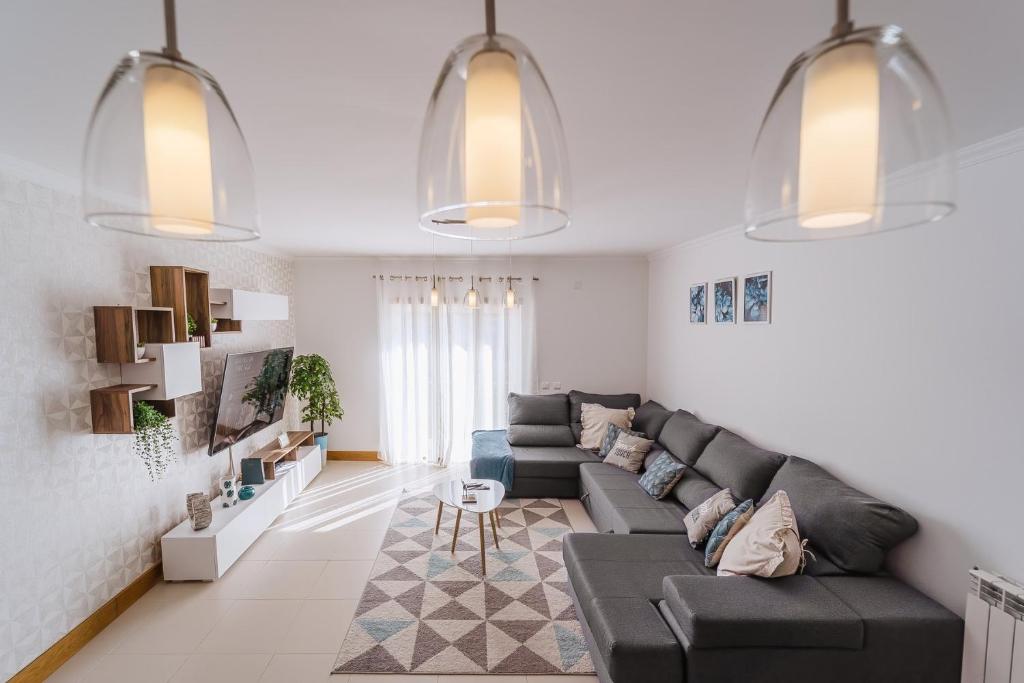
top-left (497, 390), bottom-right (963, 683)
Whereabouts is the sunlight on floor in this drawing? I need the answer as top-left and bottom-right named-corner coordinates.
top-left (46, 461), bottom-right (597, 683)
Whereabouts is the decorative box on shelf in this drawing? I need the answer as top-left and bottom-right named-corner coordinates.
top-left (210, 288), bottom-right (289, 336)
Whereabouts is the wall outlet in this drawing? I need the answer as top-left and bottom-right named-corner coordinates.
top-left (540, 381), bottom-right (550, 391)
top-left (552, 381), bottom-right (561, 390)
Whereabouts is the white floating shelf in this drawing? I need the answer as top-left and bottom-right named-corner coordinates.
top-left (120, 342), bottom-right (202, 401)
top-left (209, 288), bottom-right (289, 321)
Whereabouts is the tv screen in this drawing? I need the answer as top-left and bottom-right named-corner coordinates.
top-left (208, 347), bottom-right (294, 456)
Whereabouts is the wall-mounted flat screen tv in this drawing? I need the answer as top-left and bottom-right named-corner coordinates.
top-left (208, 347), bottom-right (294, 456)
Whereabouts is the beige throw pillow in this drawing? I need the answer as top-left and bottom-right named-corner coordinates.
top-left (603, 432), bottom-right (654, 473)
top-left (684, 489), bottom-right (735, 548)
top-left (579, 403), bottom-right (635, 450)
top-left (717, 490), bottom-right (805, 578)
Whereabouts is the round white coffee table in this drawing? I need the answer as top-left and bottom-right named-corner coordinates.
top-left (432, 478), bottom-right (506, 574)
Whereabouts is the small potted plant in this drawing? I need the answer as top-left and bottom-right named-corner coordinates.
top-left (135, 340), bottom-right (147, 361)
top-left (133, 400), bottom-right (177, 480)
top-left (211, 317), bottom-right (219, 332)
top-left (289, 354), bottom-right (344, 465)
top-left (186, 313), bottom-right (198, 341)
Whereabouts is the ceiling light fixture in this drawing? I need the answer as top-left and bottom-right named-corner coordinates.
top-left (430, 235), bottom-right (440, 307)
top-left (504, 238), bottom-right (516, 308)
top-left (82, 0), bottom-right (258, 241)
top-left (745, 0), bottom-right (955, 241)
top-left (418, 0), bottom-right (571, 241)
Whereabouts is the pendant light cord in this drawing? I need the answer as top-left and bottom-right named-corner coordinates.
top-left (162, 0), bottom-right (182, 59)
top-left (485, 0), bottom-right (496, 36)
top-left (831, 0), bottom-right (853, 37)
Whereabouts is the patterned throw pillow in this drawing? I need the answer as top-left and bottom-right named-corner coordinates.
top-left (599, 423), bottom-right (645, 459)
top-left (579, 403), bottom-right (636, 450)
top-left (604, 432), bottom-right (654, 473)
top-left (684, 489), bottom-right (735, 548)
top-left (704, 499), bottom-right (755, 567)
top-left (638, 452), bottom-right (687, 499)
top-left (718, 491), bottom-right (805, 578)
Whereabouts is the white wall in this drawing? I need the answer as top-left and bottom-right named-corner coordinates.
top-left (646, 138), bottom-right (1024, 616)
top-left (0, 169), bottom-right (297, 679)
top-left (294, 256), bottom-right (648, 451)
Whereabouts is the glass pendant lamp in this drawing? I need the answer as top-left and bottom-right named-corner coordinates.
top-left (82, 0), bottom-right (258, 241)
top-left (418, 0), bottom-right (571, 240)
top-left (430, 236), bottom-right (441, 307)
top-left (745, 0), bottom-right (955, 241)
top-left (504, 240), bottom-right (516, 308)
top-left (464, 275), bottom-right (481, 309)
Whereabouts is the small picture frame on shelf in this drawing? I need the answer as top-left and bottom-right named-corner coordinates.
top-left (689, 283), bottom-right (707, 324)
top-left (743, 271), bottom-right (772, 324)
top-left (714, 277), bottom-right (736, 324)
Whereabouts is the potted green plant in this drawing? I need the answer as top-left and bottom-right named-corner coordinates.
top-left (135, 340), bottom-right (147, 361)
top-left (186, 313), bottom-right (198, 340)
top-left (211, 317), bottom-right (219, 332)
top-left (289, 354), bottom-right (344, 464)
top-left (133, 400), bottom-right (177, 480)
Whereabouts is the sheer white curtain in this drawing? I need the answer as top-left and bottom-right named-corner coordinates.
top-left (377, 272), bottom-right (537, 466)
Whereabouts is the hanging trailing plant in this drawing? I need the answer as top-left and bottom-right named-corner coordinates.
top-left (133, 400), bottom-right (177, 481)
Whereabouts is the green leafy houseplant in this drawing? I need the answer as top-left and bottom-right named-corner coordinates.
top-left (186, 313), bottom-right (198, 337)
top-left (289, 354), bottom-right (344, 437)
top-left (133, 400), bottom-right (177, 480)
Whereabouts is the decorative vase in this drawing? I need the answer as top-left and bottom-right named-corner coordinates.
top-left (211, 320), bottom-right (219, 332)
top-left (238, 485), bottom-right (255, 501)
top-left (186, 493), bottom-right (212, 531)
top-left (135, 345), bottom-right (146, 361)
top-left (220, 477), bottom-right (237, 508)
top-left (314, 433), bottom-right (329, 466)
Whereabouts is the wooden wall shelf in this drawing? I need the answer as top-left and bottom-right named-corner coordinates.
top-left (94, 306), bottom-right (175, 364)
top-left (213, 319), bottom-right (243, 334)
top-left (150, 266), bottom-right (212, 348)
top-left (246, 431), bottom-right (315, 480)
top-left (90, 384), bottom-right (156, 434)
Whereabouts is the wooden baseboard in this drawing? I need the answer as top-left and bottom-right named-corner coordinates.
top-left (327, 450), bottom-right (380, 461)
top-left (9, 563), bottom-right (162, 683)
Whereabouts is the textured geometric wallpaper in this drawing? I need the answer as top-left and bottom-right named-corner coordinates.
top-left (0, 169), bottom-right (297, 679)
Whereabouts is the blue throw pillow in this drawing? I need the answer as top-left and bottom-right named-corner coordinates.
top-left (705, 499), bottom-right (755, 568)
top-left (638, 452), bottom-right (687, 499)
top-left (599, 423), bottom-right (645, 458)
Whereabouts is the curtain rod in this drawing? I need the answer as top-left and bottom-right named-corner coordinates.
top-left (371, 274), bottom-right (540, 282)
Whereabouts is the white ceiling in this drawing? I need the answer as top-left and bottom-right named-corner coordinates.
top-left (3, 0), bottom-right (1023, 256)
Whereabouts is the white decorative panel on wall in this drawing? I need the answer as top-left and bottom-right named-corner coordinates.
top-left (0, 168), bottom-right (297, 679)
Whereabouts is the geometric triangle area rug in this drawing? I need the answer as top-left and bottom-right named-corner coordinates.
top-left (333, 493), bottom-right (595, 675)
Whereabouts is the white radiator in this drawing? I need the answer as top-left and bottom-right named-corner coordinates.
top-left (963, 568), bottom-right (1024, 683)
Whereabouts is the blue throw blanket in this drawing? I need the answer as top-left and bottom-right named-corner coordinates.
top-left (470, 429), bottom-right (514, 491)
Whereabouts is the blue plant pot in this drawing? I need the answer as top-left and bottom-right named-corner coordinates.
top-left (314, 434), bottom-right (329, 464)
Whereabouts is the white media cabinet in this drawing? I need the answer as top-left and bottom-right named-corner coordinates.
top-left (161, 444), bottom-right (322, 581)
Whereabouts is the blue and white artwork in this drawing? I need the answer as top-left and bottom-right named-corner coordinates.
top-left (689, 283), bottom-right (707, 323)
top-left (743, 271), bottom-right (772, 323)
top-left (714, 278), bottom-right (735, 323)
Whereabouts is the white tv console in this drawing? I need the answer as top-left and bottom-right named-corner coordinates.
top-left (161, 443), bottom-right (322, 581)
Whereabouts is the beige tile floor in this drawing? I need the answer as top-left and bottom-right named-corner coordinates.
top-left (47, 461), bottom-right (599, 683)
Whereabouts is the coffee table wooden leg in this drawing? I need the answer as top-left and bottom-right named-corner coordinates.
top-left (451, 508), bottom-right (462, 553)
top-left (478, 513), bottom-right (486, 575)
top-left (434, 500), bottom-right (444, 535)
top-left (494, 508), bottom-right (501, 528)
top-left (489, 510), bottom-right (500, 548)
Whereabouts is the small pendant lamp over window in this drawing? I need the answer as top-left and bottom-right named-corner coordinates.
top-left (504, 240), bottom-right (516, 308)
top-left (82, 0), bottom-right (258, 241)
top-left (744, 0), bottom-right (955, 241)
top-left (464, 276), bottom-right (481, 309)
top-left (418, 0), bottom-right (571, 241)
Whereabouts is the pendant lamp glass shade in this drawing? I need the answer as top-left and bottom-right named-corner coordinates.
top-left (504, 284), bottom-right (516, 308)
top-left (745, 25), bottom-right (955, 241)
top-left (464, 278), bottom-right (481, 309)
top-left (83, 48), bottom-right (258, 241)
top-left (418, 31), bottom-right (571, 240)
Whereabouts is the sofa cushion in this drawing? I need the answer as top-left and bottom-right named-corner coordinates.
top-left (684, 489), bottom-right (735, 547)
top-left (599, 423), bottom-right (645, 459)
top-left (510, 445), bottom-right (598, 479)
top-left (506, 424), bottom-right (575, 446)
top-left (704, 499), bottom-right (754, 568)
top-left (718, 490), bottom-right (804, 578)
top-left (604, 432), bottom-right (653, 473)
top-left (632, 400), bottom-right (674, 441)
top-left (508, 392), bottom-right (569, 425)
top-left (656, 410), bottom-right (720, 466)
top-left (694, 429), bottom-right (787, 502)
top-left (580, 403), bottom-right (636, 450)
top-left (638, 452), bottom-right (687, 499)
top-left (569, 390), bottom-right (642, 442)
top-left (671, 468), bottom-right (723, 510)
top-left (661, 574), bottom-right (863, 650)
top-left (760, 456), bottom-right (918, 574)
top-left (579, 463), bottom-right (689, 534)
